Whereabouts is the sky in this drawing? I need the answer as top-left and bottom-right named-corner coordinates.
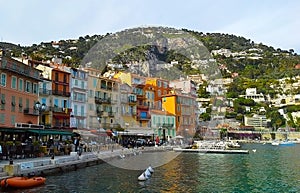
top-left (1, 0), bottom-right (299, 53)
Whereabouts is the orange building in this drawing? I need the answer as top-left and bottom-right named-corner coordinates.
top-left (162, 93), bottom-right (197, 136)
top-left (0, 56), bottom-right (41, 128)
top-left (131, 74), bottom-right (151, 128)
top-left (145, 77), bottom-right (171, 109)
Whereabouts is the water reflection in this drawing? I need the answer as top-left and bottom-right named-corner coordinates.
top-left (3, 144), bottom-right (300, 193)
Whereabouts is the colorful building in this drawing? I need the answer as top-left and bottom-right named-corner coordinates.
top-left (162, 92), bottom-right (197, 137)
top-left (70, 68), bottom-right (88, 129)
top-left (0, 56), bottom-right (41, 128)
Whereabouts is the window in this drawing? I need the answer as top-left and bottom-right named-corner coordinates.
top-left (93, 78), bottom-right (97, 88)
top-left (64, 74), bottom-right (67, 83)
top-left (41, 98), bottom-right (47, 105)
top-left (18, 78), bottom-right (23, 91)
top-left (11, 115), bottom-right (16, 126)
top-left (74, 79), bottom-right (78, 86)
top-left (63, 85), bottom-right (67, 94)
top-left (55, 73), bottom-right (59, 81)
top-left (81, 81), bottom-right (84, 89)
top-left (11, 76), bottom-right (17, 89)
top-left (25, 99), bottom-right (29, 109)
top-left (1, 73), bottom-right (6, 86)
top-left (163, 81), bottom-right (168, 88)
top-left (157, 80), bottom-right (161, 87)
top-left (89, 90), bottom-right (94, 97)
top-left (0, 113), bottom-right (5, 124)
top-left (11, 96), bottom-right (16, 112)
top-left (89, 103), bottom-right (94, 111)
top-left (33, 83), bottom-right (38, 94)
top-left (74, 105), bottom-right (78, 115)
top-left (19, 97), bottom-right (23, 112)
top-left (1, 94), bottom-right (5, 109)
top-left (81, 106), bottom-right (85, 116)
top-left (63, 100), bottom-right (68, 108)
top-left (25, 81), bottom-right (32, 92)
top-left (54, 99), bottom-right (59, 107)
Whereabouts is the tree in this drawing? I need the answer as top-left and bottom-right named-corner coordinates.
top-left (267, 110), bottom-right (285, 130)
top-left (200, 113), bottom-right (211, 121)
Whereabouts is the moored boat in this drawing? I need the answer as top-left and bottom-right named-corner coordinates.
top-left (272, 140), bottom-right (295, 146)
top-left (1, 176), bottom-right (46, 189)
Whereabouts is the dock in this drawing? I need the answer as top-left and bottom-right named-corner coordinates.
top-left (173, 147), bottom-right (249, 154)
top-left (0, 146), bottom-right (172, 180)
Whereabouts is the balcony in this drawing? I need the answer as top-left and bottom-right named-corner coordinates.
top-left (157, 123), bottom-right (174, 128)
top-left (52, 90), bottom-right (71, 97)
top-left (72, 112), bottom-right (87, 117)
top-left (50, 106), bottom-right (72, 113)
top-left (128, 98), bottom-right (137, 105)
top-left (108, 111), bottom-right (114, 117)
top-left (39, 89), bottom-right (52, 95)
top-left (136, 94), bottom-right (146, 99)
top-left (137, 104), bottom-right (149, 110)
top-left (23, 108), bottom-right (39, 116)
top-left (136, 113), bottom-right (151, 120)
top-left (94, 97), bottom-right (111, 104)
top-left (97, 111), bottom-right (109, 117)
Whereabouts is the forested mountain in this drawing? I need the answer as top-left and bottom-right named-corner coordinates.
top-left (1, 27), bottom-right (300, 80)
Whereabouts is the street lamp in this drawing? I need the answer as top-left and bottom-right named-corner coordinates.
top-left (35, 101), bottom-right (46, 126)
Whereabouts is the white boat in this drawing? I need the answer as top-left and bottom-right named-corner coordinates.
top-left (225, 141), bottom-right (241, 149)
top-left (271, 141), bottom-right (280, 146)
top-left (193, 140), bottom-right (241, 150)
top-left (272, 140), bottom-right (295, 146)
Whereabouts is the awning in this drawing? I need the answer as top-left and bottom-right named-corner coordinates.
top-left (0, 128), bottom-right (27, 133)
top-left (28, 129), bottom-right (74, 136)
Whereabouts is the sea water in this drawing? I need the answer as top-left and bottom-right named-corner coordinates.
top-left (6, 143), bottom-right (300, 193)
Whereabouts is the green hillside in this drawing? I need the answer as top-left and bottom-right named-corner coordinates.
top-left (1, 27), bottom-right (300, 80)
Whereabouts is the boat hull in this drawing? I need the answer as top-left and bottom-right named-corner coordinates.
top-left (1, 177), bottom-right (46, 188)
top-left (173, 147), bottom-right (249, 154)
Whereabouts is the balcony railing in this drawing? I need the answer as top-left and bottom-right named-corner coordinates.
top-left (136, 114), bottom-right (151, 120)
top-left (39, 89), bottom-right (52, 95)
top-left (157, 123), bottom-right (174, 128)
top-left (72, 112), bottom-right (87, 117)
top-left (94, 97), bottom-right (111, 104)
top-left (108, 111), bottom-right (114, 117)
top-left (50, 106), bottom-right (72, 113)
top-left (128, 98), bottom-right (137, 104)
top-left (23, 108), bottom-right (39, 116)
top-left (52, 90), bottom-right (71, 97)
top-left (137, 104), bottom-right (149, 110)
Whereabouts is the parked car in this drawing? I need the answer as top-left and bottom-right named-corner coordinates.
top-left (136, 139), bottom-right (146, 147)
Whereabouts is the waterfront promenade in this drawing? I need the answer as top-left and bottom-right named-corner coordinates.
top-left (0, 144), bottom-right (172, 180)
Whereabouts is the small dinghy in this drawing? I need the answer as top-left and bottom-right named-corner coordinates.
top-left (1, 176), bottom-right (46, 189)
top-left (138, 166), bottom-right (154, 181)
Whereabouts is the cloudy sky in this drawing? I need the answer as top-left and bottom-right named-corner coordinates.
top-left (1, 0), bottom-right (299, 53)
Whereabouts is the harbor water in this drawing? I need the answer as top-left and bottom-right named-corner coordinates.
top-left (3, 143), bottom-right (300, 193)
